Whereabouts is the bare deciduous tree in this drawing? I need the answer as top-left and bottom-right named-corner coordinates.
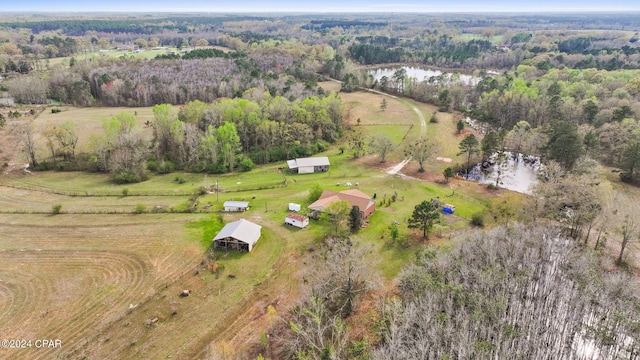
top-left (374, 224), bottom-right (640, 360)
top-left (405, 138), bottom-right (439, 172)
top-left (369, 134), bottom-right (395, 163)
top-left (90, 112), bottom-right (148, 183)
top-left (15, 119), bottom-right (38, 167)
top-left (275, 238), bottom-right (379, 359)
top-left (617, 214), bottom-right (638, 266)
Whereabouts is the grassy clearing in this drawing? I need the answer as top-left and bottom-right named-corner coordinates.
top-left (1, 171), bottom-right (206, 196)
top-left (49, 45), bottom-right (235, 66)
top-left (0, 186), bottom-right (191, 213)
top-left (187, 214), bottom-right (226, 248)
top-left (356, 124), bottom-right (413, 144)
top-left (34, 106), bottom-right (155, 152)
top-left (454, 33), bottom-right (504, 45)
top-left (342, 92), bottom-right (412, 126)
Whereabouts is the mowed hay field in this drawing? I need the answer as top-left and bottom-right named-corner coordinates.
top-left (0, 196), bottom-right (309, 359)
top-left (0, 84), bottom-right (507, 359)
top-left (0, 212), bottom-right (202, 359)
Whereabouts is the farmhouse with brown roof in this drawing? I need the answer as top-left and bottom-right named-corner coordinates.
top-left (308, 189), bottom-right (376, 219)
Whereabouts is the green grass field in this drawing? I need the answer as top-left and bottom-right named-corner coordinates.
top-left (48, 45), bottom-right (234, 67)
top-left (454, 33), bottom-right (504, 45)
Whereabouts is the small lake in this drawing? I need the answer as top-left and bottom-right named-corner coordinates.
top-left (369, 66), bottom-right (481, 86)
top-left (465, 152), bottom-right (540, 194)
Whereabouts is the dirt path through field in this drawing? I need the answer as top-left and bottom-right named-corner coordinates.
top-left (383, 98), bottom-right (427, 176)
top-left (410, 101), bottom-right (427, 137)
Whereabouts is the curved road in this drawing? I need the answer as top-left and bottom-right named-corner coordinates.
top-left (408, 99), bottom-right (427, 137)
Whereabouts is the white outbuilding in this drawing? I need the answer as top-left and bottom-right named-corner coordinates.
top-left (289, 203), bottom-right (301, 212)
top-left (213, 219), bottom-right (262, 252)
top-left (285, 213), bottom-right (309, 229)
top-left (287, 157), bottom-right (330, 174)
top-left (223, 201), bottom-right (250, 212)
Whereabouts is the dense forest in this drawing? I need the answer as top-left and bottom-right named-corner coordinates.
top-left (374, 224), bottom-right (640, 359)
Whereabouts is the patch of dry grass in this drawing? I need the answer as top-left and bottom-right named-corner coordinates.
top-left (34, 106), bottom-right (155, 152)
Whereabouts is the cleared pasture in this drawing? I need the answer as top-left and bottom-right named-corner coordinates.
top-left (342, 91), bottom-right (413, 126)
top-left (0, 212), bottom-right (204, 360)
top-left (0, 185), bottom-right (191, 213)
top-left (48, 45), bottom-right (235, 66)
top-left (33, 106), bottom-right (155, 152)
top-left (0, 204), bottom-right (311, 360)
top-left (1, 171), bottom-right (207, 197)
top-left (454, 33), bottom-right (504, 45)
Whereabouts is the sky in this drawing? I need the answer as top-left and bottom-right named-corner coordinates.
top-left (3, 0), bottom-right (640, 13)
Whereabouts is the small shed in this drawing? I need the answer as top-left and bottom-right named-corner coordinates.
top-left (285, 213), bottom-right (309, 229)
top-left (213, 219), bottom-right (262, 252)
top-left (289, 203), bottom-right (301, 212)
top-left (223, 201), bottom-right (250, 212)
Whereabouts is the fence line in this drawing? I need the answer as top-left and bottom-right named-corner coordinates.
top-left (400, 124), bottom-right (415, 143)
top-left (0, 180), bottom-right (287, 197)
top-left (0, 182), bottom-right (198, 197)
top-left (0, 208), bottom-right (223, 215)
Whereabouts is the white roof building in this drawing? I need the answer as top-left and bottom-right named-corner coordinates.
top-left (223, 201), bottom-right (250, 212)
top-left (285, 213), bottom-right (309, 229)
top-left (213, 219), bottom-right (262, 252)
top-left (287, 157), bottom-right (330, 174)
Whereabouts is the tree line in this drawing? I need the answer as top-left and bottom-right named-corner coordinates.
top-left (0, 15), bottom-right (262, 36)
top-left (14, 48), bottom-right (324, 107)
top-left (28, 95), bottom-right (344, 183)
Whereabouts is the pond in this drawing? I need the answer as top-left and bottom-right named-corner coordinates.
top-left (369, 66), bottom-right (481, 86)
top-left (0, 97), bottom-right (14, 106)
top-left (464, 152), bottom-right (541, 194)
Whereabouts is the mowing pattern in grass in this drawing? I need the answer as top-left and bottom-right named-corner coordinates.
top-left (0, 213), bottom-right (201, 360)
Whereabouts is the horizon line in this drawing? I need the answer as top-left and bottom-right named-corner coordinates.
top-left (2, 10), bottom-right (640, 14)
